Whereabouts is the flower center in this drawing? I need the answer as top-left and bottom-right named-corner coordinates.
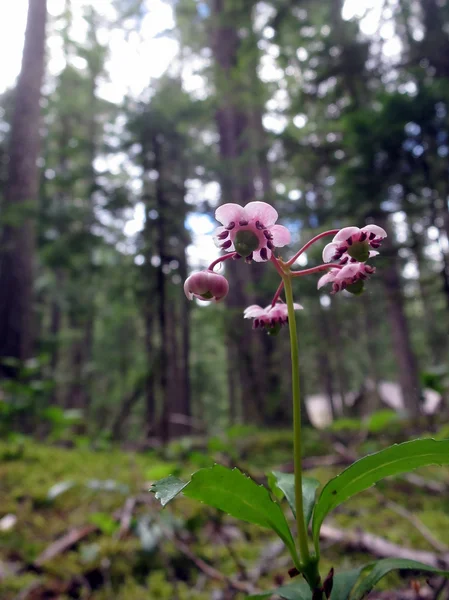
top-left (346, 280), bottom-right (365, 295)
top-left (200, 291), bottom-right (214, 300)
top-left (347, 240), bottom-right (370, 262)
top-left (234, 230), bottom-right (260, 258)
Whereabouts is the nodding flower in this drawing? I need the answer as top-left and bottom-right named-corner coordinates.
top-left (322, 225), bottom-right (387, 264)
top-left (214, 201), bottom-right (290, 262)
top-left (243, 302), bottom-right (303, 334)
top-left (317, 262), bottom-right (376, 295)
top-left (184, 270), bottom-right (229, 302)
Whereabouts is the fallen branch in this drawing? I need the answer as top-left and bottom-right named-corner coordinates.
top-left (402, 474), bottom-right (447, 494)
top-left (320, 524), bottom-right (449, 568)
top-left (249, 541), bottom-right (285, 582)
top-left (34, 525), bottom-right (98, 567)
top-left (115, 496), bottom-right (137, 540)
top-left (372, 489), bottom-right (449, 554)
top-left (173, 538), bottom-right (255, 594)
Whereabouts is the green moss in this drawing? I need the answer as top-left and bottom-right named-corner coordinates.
top-left (1, 439), bottom-right (449, 599)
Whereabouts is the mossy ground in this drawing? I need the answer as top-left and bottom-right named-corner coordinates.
top-left (0, 428), bottom-right (448, 599)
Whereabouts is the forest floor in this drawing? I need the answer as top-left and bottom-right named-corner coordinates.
top-left (1, 424), bottom-right (449, 600)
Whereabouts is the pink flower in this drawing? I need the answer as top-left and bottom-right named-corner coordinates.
top-left (184, 270), bottom-right (229, 302)
top-left (214, 201), bottom-right (291, 262)
top-left (317, 262), bottom-right (376, 295)
top-left (322, 225), bottom-right (387, 263)
top-left (244, 302), bottom-right (303, 332)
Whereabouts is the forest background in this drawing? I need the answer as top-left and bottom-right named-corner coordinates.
top-left (1, 0), bottom-right (449, 599)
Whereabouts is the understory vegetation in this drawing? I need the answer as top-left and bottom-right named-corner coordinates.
top-left (1, 420), bottom-right (449, 599)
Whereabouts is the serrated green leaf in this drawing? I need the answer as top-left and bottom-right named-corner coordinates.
top-left (183, 465), bottom-right (299, 566)
top-left (247, 567), bottom-right (363, 600)
top-left (269, 471), bottom-right (320, 524)
top-left (352, 558), bottom-right (449, 600)
top-left (312, 439), bottom-right (449, 550)
top-left (150, 475), bottom-right (188, 506)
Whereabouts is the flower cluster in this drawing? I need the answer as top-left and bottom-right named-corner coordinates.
top-left (318, 225), bottom-right (386, 295)
top-left (183, 200), bottom-right (386, 330)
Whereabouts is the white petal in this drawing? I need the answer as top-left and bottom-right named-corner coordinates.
top-left (322, 243), bottom-right (338, 262)
top-left (333, 226), bottom-right (360, 242)
top-left (270, 224), bottom-right (291, 247)
top-left (215, 203), bottom-right (245, 226)
top-left (253, 248), bottom-right (272, 262)
top-left (317, 271), bottom-right (335, 289)
top-left (244, 201), bottom-right (278, 226)
top-left (362, 224), bottom-right (387, 238)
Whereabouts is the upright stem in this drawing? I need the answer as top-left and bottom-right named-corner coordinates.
top-left (283, 274), bottom-right (311, 564)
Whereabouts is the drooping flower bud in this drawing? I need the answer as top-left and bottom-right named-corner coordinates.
top-left (184, 270), bottom-right (229, 302)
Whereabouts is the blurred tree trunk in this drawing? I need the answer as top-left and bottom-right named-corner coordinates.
top-left (152, 135), bottom-right (172, 443)
top-left (210, 0), bottom-right (274, 425)
top-left (381, 227), bottom-right (422, 416)
top-left (144, 307), bottom-right (156, 437)
top-left (316, 305), bottom-right (337, 418)
top-left (173, 249), bottom-right (192, 436)
top-left (110, 376), bottom-right (146, 440)
top-left (411, 231), bottom-right (446, 364)
top-left (0, 0), bottom-right (47, 374)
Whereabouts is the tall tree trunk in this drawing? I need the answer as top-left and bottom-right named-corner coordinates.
top-left (0, 0), bottom-right (47, 374)
top-left (172, 250), bottom-right (192, 437)
top-left (153, 136), bottom-right (171, 443)
top-left (381, 224), bottom-right (422, 415)
top-left (210, 0), bottom-right (274, 424)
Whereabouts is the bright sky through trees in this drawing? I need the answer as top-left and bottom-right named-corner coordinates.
top-left (0, 0), bottom-right (389, 269)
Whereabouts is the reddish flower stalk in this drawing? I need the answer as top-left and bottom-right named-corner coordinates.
top-left (286, 229), bottom-right (339, 267)
top-left (290, 263), bottom-right (344, 278)
top-left (271, 280), bottom-right (285, 307)
top-left (208, 251), bottom-right (238, 272)
top-left (270, 254), bottom-right (286, 277)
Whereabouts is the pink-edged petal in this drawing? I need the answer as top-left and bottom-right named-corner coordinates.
top-left (336, 263), bottom-right (359, 282)
top-left (184, 283), bottom-right (194, 300)
top-left (244, 305), bottom-right (266, 318)
top-left (253, 247), bottom-right (272, 262)
top-left (317, 271), bottom-right (335, 289)
top-left (322, 243), bottom-right (339, 262)
top-left (215, 203), bottom-right (245, 226)
top-left (369, 250), bottom-right (379, 258)
top-left (293, 302), bottom-right (304, 310)
top-left (333, 226), bottom-right (361, 242)
top-left (270, 224), bottom-right (291, 247)
top-left (362, 224), bottom-right (387, 238)
top-left (244, 201), bottom-right (278, 226)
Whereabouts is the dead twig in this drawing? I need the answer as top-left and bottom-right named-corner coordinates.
top-left (372, 489), bottom-right (449, 554)
top-left (115, 496), bottom-right (137, 540)
top-left (34, 525), bottom-right (98, 567)
top-left (320, 524), bottom-right (449, 568)
top-left (173, 538), bottom-right (255, 594)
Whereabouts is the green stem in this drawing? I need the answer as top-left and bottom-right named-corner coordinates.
top-left (283, 274), bottom-right (311, 565)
